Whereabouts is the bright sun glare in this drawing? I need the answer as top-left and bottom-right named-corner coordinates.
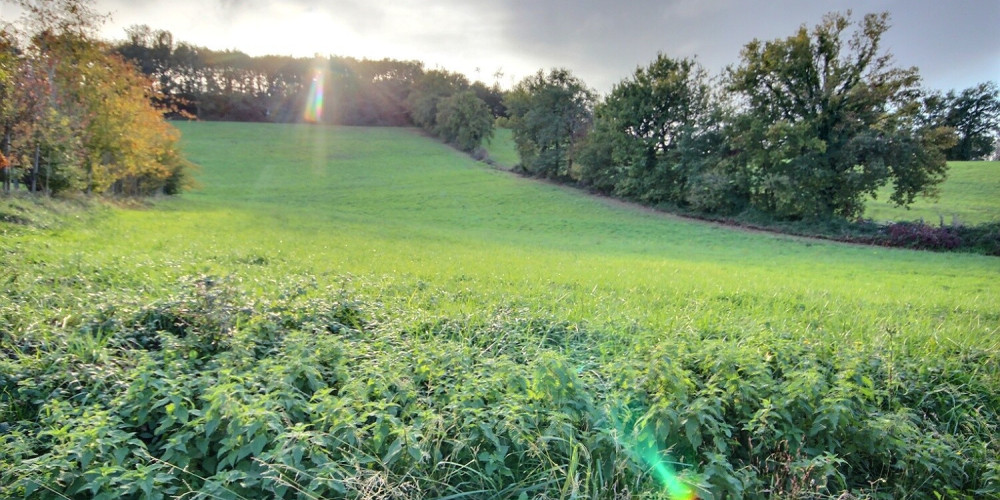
top-left (303, 70), bottom-right (325, 123)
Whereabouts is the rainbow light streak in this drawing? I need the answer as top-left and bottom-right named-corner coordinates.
top-left (636, 442), bottom-right (697, 500)
top-left (304, 70), bottom-right (324, 123)
top-left (612, 410), bottom-right (698, 500)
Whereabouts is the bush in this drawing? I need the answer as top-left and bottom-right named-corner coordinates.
top-left (877, 222), bottom-right (962, 250)
top-left (433, 91), bottom-right (494, 152)
top-left (955, 221), bottom-right (1000, 256)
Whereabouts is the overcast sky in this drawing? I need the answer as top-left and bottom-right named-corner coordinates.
top-left (5, 0), bottom-right (998, 94)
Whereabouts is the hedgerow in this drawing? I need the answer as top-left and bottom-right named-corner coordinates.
top-left (2, 276), bottom-right (997, 499)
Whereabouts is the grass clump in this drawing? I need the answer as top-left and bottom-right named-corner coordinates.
top-left (0, 194), bottom-right (99, 233)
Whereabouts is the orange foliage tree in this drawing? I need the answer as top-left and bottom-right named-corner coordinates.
top-left (1, 0), bottom-right (194, 196)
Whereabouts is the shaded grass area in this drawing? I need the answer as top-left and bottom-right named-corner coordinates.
top-left (484, 127), bottom-right (520, 169)
top-left (486, 127), bottom-right (999, 253)
top-left (1, 122), bottom-right (998, 499)
top-left (865, 161), bottom-right (1000, 225)
top-left (0, 193), bottom-right (102, 232)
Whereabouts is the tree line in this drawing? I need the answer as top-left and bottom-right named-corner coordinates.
top-left (0, 0), bottom-right (506, 198)
top-left (113, 25), bottom-right (505, 130)
top-left (4, 3), bottom-right (997, 219)
top-left (0, 0), bottom-right (192, 197)
top-left (505, 12), bottom-right (999, 221)
top-left (117, 10), bottom-right (995, 222)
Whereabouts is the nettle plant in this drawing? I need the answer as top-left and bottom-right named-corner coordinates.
top-left (1, 276), bottom-right (998, 499)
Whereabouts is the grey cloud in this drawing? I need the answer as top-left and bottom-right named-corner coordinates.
top-left (490, 0), bottom-right (998, 92)
top-left (93, 0), bottom-right (999, 93)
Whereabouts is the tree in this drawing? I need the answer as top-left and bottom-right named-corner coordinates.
top-left (726, 11), bottom-right (955, 219)
top-left (470, 80), bottom-right (507, 118)
top-left (434, 90), bottom-right (494, 152)
top-left (576, 54), bottom-right (718, 205)
top-left (923, 82), bottom-right (1000, 161)
top-left (406, 69), bottom-right (468, 130)
top-left (0, 30), bottom-right (20, 192)
top-left (3, 0), bottom-right (194, 196)
top-left (505, 69), bottom-right (596, 178)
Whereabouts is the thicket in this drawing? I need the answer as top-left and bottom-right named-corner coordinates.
top-left (1, 275), bottom-right (997, 498)
top-left (407, 71), bottom-right (495, 153)
top-left (0, 0), bottom-right (194, 197)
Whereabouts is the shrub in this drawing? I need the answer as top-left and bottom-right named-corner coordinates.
top-left (954, 221), bottom-right (1000, 256)
top-left (878, 222), bottom-right (962, 250)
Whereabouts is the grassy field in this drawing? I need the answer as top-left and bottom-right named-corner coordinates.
top-left (2, 122), bottom-right (998, 499)
top-left (485, 127), bottom-right (519, 169)
top-left (865, 161), bottom-right (1000, 225)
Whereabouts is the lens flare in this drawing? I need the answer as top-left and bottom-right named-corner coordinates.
top-left (611, 410), bottom-right (698, 500)
top-left (304, 70), bottom-right (324, 123)
top-left (635, 440), bottom-right (698, 500)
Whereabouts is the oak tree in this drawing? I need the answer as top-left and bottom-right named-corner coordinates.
top-left (726, 11), bottom-right (955, 219)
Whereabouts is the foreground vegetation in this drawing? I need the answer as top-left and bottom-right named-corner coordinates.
top-left (1, 122), bottom-right (998, 499)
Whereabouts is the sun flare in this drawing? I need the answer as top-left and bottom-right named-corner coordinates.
top-left (304, 70), bottom-right (325, 123)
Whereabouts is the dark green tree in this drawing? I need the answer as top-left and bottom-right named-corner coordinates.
top-left (434, 90), bottom-right (494, 152)
top-left (470, 80), bottom-right (507, 118)
top-left (406, 69), bottom-right (468, 130)
top-left (576, 54), bottom-right (717, 205)
top-left (923, 82), bottom-right (1000, 161)
top-left (504, 69), bottom-right (596, 179)
top-left (726, 11), bottom-right (955, 219)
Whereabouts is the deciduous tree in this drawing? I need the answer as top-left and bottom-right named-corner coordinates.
top-left (726, 11), bottom-right (955, 219)
top-left (3, 0), bottom-right (193, 196)
top-left (922, 82), bottom-right (1000, 161)
top-left (505, 69), bottom-right (595, 179)
top-left (406, 69), bottom-right (468, 130)
top-left (434, 90), bottom-right (494, 153)
top-left (576, 55), bottom-right (718, 205)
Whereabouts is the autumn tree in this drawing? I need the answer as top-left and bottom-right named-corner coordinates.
top-left (3, 0), bottom-right (193, 196)
top-left (0, 30), bottom-right (20, 192)
top-left (726, 11), bottom-right (955, 219)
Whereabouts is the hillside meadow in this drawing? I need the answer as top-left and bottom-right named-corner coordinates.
top-left (1, 122), bottom-right (998, 499)
top-left (865, 161), bottom-right (1000, 225)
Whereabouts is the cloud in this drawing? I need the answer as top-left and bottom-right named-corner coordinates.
top-left (92, 0), bottom-right (999, 93)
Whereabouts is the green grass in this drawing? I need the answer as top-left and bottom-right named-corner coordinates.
top-left (1, 122), bottom-right (998, 499)
top-left (73, 121), bottom-right (998, 344)
top-left (485, 126), bottom-right (519, 168)
top-left (865, 161), bottom-right (1000, 225)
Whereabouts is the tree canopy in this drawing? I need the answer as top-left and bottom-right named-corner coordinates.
top-left (577, 55), bottom-right (718, 205)
top-left (434, 90), bottom-right (495, 153)
top-left (724, 11), bottom-right (955, 219)
top-left (504, 69), bottom-right (596, 179)
top-left (113, 30), bottom-right (507, 129)
top-left (1, 0), bottom-right (193, 196)
top-left (922, 81), bottom-right (1000, 161)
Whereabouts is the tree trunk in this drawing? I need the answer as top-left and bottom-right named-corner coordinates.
top-left (45, 154), bottom-right (51, 197)
top-left (31, 143), bottom-right (40, 193)
top-left (1, 128), bottom-right (9, 193)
